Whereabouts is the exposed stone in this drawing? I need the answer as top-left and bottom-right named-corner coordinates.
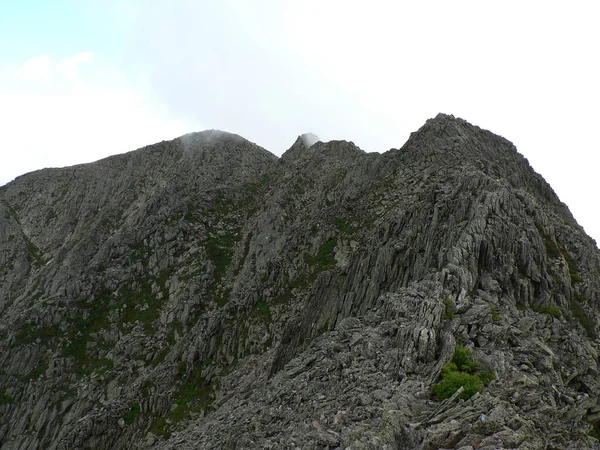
top-left (0, 115), bottom-right (599, 449)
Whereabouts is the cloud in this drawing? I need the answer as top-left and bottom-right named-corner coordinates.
top-left (15, 52), bottom-right (94, 83)
top-left (300, 133), bottom-right (320, 149)
top-left (0, 52), bottom-right (196, 186)
top-left (15, 55), bottom-right (53, 82)
top-left (111, 1), bottom-right (387, 156)
top-left (55, 52), bottom-right (94, 81)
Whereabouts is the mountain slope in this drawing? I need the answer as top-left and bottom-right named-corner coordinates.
top-left (1, 115), bottom-right (600, 449)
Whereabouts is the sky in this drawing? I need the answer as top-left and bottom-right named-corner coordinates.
top-left (1, 1), bottom-right (599, 245)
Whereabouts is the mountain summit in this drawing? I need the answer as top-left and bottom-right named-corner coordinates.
top-left (1, 115), bottom-right (599, 449)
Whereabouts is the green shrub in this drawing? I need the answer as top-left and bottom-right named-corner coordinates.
top-left (432, 345), bottom-right (494, 401)
top-left (451, 345), bottom-right (479, 373)
top-left (433, 369), bottom-right (483, 401)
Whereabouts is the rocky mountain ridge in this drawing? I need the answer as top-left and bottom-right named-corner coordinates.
top-left (1, 114), bottom-right (600, 449)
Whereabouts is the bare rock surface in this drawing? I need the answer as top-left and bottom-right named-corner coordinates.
top-left (1, 115), bottom-right (600, 449)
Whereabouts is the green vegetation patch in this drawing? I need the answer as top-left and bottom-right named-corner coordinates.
top-left (173, 378), bottom-right (213, 415)
top-left (443, 299), bottom-right (455, 320)
top-left (589, 422), bottom-right (600, 441)
top-left (130, 241), bottom-right (150, 262)
top-left (570, 272), bottom-right (583, 284)
top-left (210, 286), bottom-right (231, 308)
top-left (306, 239), bottom-right (337, 268)
top-left (22, 360), bottom-right (48, 381)
top-left (489, 304), bottom-right (501, 321)
top-left (433, 345), bottom-right (494, 401)
top-left (543, 236), bottom-right (562, 259)
top-left (540, 231), bottom-right (582, 285)
top-left (124, 403), bottom-right (141, 423)
top-left (235, 232), bottom-right (252, 276)
top-left (291, 238), bottom-right (339, 290)
top-left (15, 323), bottom-right (62, 345)
top-left (149, 416), bottom-right (170, 437)
top-left (206, 229), bottom-right (239, 280)
top-left (335, 218), bottom-right (355, 234)
top-left (65, 276), bottom-right (165, 374)
top-left (0, 388), bottom-right (14, 404)
top-left (64, 339), bottom-right (113, 376)
top-left (63, 290), bottom-right (115, 375)
top-left (247, 174), bottom-right (270, 195)
top-left (151, 366), bottom-right (215, 437)
top-left (184, 202), bottom-right (201, 224)
top-left (570, 298), bottom-right (596, 339)
top-left (254, 301), bottom-right (272, 323)
top-left (433, 369), bottom-right (483, 401)
top-left (206, 227), bottom-right (241, 307)
top-left (532, 304), bottom-right (561, 319)
top-left (450, 345), bottom-right (479, 373)
top-left (118, 280), bottom-right (162, 332)
top-left (561, 250), bottom-right (579, 278)
top-left (3, 202), bottom-right (20, 222)
top-left (21, 233), bottom-right (48, 268)
top-left (14, 270), bottom-right (174, 378)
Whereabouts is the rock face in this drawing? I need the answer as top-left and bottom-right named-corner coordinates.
top-left (1, 115), bottom-right (600, 449)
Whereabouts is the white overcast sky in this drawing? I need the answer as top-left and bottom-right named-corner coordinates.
top-left (1, 1), bottom-right (599, 245)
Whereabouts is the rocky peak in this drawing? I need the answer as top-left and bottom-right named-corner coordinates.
top-left (281, 132), bottom-right (328, 161)
top-left (403, 112), bottom-right (515, 159)
top-left (398, 113), bottom-right (565, 213)
top-left (179, 129), bottom-right (248, 154)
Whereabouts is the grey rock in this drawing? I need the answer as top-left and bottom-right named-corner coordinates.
top-left (0, 115), bottom-right (599, 449)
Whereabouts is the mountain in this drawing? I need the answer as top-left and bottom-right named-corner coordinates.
top-left (1, 114), bottom-right (599, 449)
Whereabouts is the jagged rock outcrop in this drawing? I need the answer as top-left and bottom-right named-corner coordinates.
top-left (1, 115), bottom-right (600, 449)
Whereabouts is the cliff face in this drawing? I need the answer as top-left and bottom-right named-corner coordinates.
top-left (1, 115), bottom-right (599, 449)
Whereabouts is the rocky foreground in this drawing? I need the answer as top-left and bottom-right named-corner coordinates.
top-left (1, 114), bottom-right (600, 449)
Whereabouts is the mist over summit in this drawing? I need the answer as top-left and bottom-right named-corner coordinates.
top-left (300, 132), bottom-right (321, 149)
top-left (1, 115), bottom-right (599, 449)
